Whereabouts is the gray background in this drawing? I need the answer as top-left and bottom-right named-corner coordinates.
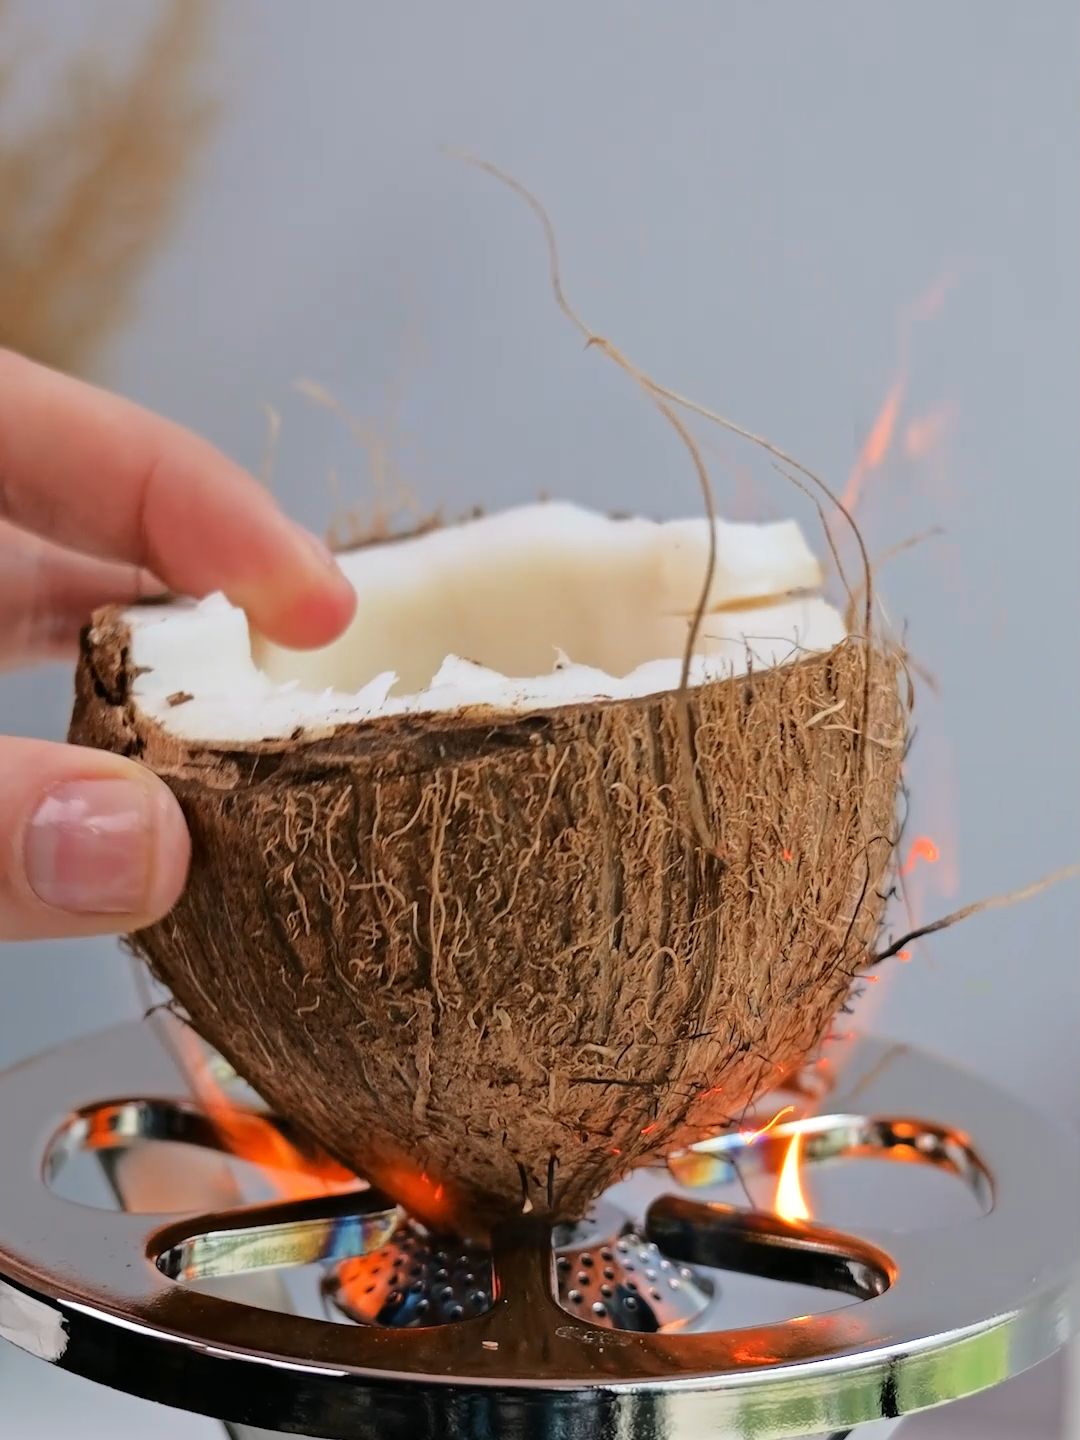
top-left (0, 3), bottom-right (1076, 1437)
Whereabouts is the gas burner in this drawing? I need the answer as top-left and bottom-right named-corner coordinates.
top-left (0, 1023), bottom-right (1076, 1440)
top-left (323, 1198), bottom-right (712, 1332)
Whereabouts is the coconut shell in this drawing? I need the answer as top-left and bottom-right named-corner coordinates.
top-left (71, 617), bottom-right (904, 1231)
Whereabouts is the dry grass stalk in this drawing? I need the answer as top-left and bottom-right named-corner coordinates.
top-left (0, 0), bottom-right (215, 376)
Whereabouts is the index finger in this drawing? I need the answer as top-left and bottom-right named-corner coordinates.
top-left (0, 350), bottom-right (356, 649)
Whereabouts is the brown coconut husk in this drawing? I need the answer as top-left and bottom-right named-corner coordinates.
top-left (71, 611), bottom-right (904, 1229)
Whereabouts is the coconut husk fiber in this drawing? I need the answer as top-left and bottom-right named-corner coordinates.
top-left (71, 613), bottom-right (904, 1231)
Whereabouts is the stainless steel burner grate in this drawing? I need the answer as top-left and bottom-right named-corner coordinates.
top-left (0, 1023), bottom-right (1076, 1440)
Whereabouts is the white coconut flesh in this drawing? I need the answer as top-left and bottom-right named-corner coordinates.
top-left (123, 502), bottom-right (846, 743)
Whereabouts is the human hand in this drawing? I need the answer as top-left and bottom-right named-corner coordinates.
top-left (0, 349), bottom-right (356, 941)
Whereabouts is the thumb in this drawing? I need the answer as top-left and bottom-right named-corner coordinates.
top-left (0, 737), bottom-right (190, 941)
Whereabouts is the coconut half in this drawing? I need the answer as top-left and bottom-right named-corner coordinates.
top-left (71, 501), bottom-right (904, 1231)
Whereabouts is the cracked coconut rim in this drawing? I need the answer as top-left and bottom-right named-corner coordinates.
top-left (120, 502), bottom-right (845, 743)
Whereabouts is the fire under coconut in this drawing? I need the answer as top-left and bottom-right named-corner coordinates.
top-left (71, 501), bottom-right (905, 1230)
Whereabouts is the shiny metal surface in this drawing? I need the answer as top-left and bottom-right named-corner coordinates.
top-left (323, 1198), bottom-right (712, 1332)
top-left (0, 1022), bottom-right (1076, 1440)
top-left (155, 1190), bottom-right (401, 1285)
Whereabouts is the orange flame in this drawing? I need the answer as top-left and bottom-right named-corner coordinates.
top-left (839, 264), bottom-right (962, 523)
top-left (904, 400), bottom-right (955, 460)
top-left (774, 1130), bottom-right (810, 1222)
top-left (901, 835), bottom-right (940, 876)
top-left (172, 1026), bottom-right (356, 1200)
top-left (739, 1104), bottom-right (795, 1146)
top-left (841, 378), bottom-right (905, 515)
top-left (829, 272), bottom-right (964, 1040)
top-left (906, 264), bottom-right (963, 326)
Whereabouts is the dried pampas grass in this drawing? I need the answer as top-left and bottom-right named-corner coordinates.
top-left (0, 0), bottom-right (215, 376)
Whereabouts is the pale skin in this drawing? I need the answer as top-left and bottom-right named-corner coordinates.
top-left (0, 348), bottom-right (357, 942)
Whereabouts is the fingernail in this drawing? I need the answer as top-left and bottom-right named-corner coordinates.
top-left (25, 780), bottom-right (160, 914)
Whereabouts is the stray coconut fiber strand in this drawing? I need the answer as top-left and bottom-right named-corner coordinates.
top-left (453, 153), bottom-right (1076, 981)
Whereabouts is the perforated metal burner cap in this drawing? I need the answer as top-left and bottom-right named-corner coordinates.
top-left (0, 1023), bottom-right (1076, 1440)
top-left (323, 1198), bottom-right (712, 1331)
